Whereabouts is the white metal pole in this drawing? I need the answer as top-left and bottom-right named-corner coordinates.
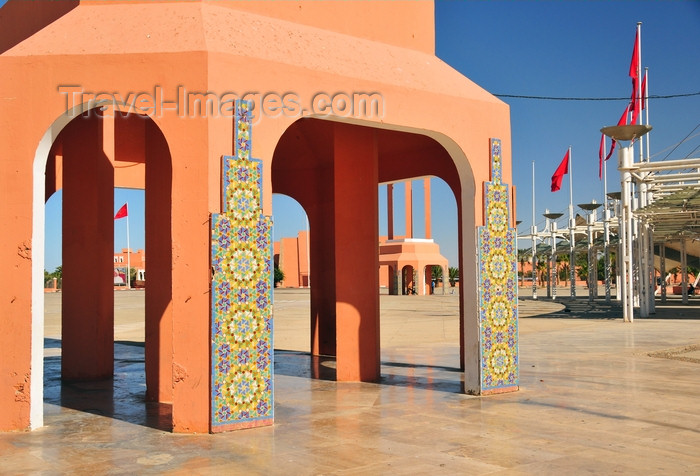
top-left (532, 161), bottom-right (538, 300)
top-left (660, 244), bottom-right (666, 303)
top-left (551, 220), bottom-right (558, 300)
top-left (587, 210), bottom-right (594, 303)
top-left (126, 202), bottom-right (131, 289)
top-left (632, 23), bottom-right (643, 313)
top-left (649, 227), bottom-right (655, 314)
top-left (627, 188), bottom-right (635, 319)
top-left (619, 191), bottom-right (628, 318)
top-left (616, 200), bottom-right (623, 302)
top-left (619, 144), bottom-right (634, 322)
top-left (639, 195), bottom-right (648, 317)
top-left (568, 146), bottom-right (576, 299)
top-left (603, 150), bottom-right (611, 302)
top-left (544, 214), bottom-right (551, 298)
top-left (681, 238), bottom-right (688, 305)
top-left (636, 22), bottom-right (643, 162)
top-left (644, 67), bottom-right (650, 160)
top-left (644, 67), bottom-right (655, 315)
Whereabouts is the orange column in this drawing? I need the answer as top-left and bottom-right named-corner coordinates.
top-left (61, 113), bottom-right (114, 380)
top-left (333, 124), bottom-right (380, 382)
top-left (144, 119), bottom-right (173, 403)
top-left (309, 187), bottom-right (336, 357)
top-left (405, 181), bottom-right (413, 238)
top-left (424, 177), bottom-right (431, 239)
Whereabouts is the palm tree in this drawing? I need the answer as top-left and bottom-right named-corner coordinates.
top-left (558, 253), bottom-right (569, 286)
top-left (517, 248), bottom-right (530, 287)
top-left (448, 267), bottom-right (459, 287)
top-left (536, 254), bottom-right (548, 286)
top-left (431, 265), bottom-right (443, 282)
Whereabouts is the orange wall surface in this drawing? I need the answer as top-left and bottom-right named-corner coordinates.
top-left (0, 0), bottom-right (512, 431)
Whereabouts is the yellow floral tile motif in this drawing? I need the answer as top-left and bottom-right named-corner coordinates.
top-left (477, 138), bottom-right (518, 393)
top-left (211, 100), bottom-right (273, 431)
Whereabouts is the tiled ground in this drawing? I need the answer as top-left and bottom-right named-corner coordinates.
top-left (2, 289), bottom-right (699, 474)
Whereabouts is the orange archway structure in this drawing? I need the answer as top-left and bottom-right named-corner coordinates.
top-left (379, 178), bottom-right (450, 296)
top-left (0, 0), bottom-right (518, 433)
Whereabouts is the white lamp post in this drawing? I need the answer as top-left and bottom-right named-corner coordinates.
top-left (601, 124), bottom-right (652, 322)
top-left (578, 202), bottom-right (602, 303)
top-left (544, 211), bottom-right (563, 300)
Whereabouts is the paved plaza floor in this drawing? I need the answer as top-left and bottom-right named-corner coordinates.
top-left (2, 288), bottom-right (699, 474)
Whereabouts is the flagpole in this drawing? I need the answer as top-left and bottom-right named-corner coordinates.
top-left (644, 67), bottom-right (650, 159)
top-left (644, 66), bottom-right (654, 314)
top-left (126, 201), bottom-right (131, 289)
top-left (633, 23), bottom-right (649, 316)
top-left (603, 139), bottom-right (611, 302)
top-left (531, 161), bottom-right (537, 300)
top-left (568, 146), bottom-right (575, 299)
top-left (636, 22), bottom-right (643, 160)
top-left (568, 146), bottom-right (573, 216)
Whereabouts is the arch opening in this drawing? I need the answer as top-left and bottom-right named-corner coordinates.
top-left (33, 106), bottom-right (173, 430)
top-left (271, 117), bottom-right (474, 388)
top-left (271, 193), bottom-right (313, 361)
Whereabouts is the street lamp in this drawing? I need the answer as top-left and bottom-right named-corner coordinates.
top-left (601, 124), bottom-right (652, 322)
top-left (578, 201), bottom-right (602, 303)
top-left (605, 191), bottom-right (622, 302)
top-left (543, 211), bottom-right (563, 300)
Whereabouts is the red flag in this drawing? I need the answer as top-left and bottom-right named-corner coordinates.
top-left (551, 150), bottom-right (569, 192)
top-left (630, 71), bottom-right (646, 111)
top-left (629, 28), bottom-right (640, 121)
top-left (605, 104), bottom-right (630, 161)
top-left (114, 203), bottom-right (128, 219)
top-left (629, 30), bottom-right (639, 80)
top-left (630, 72), bottom-right (647, 124)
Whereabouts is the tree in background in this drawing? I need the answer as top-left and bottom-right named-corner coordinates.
top-left (431, 265), bottom-right (443, 282)
top-left (448, 267), bottom-right (459, 287)
top-left (558, 254), bottom-right (569, 286)
top-left (44, 265), bottom-right (62, 288)
top-left (274, 266), bottom-right (285, 287)
top-left (517, 248), bottom-right (530, 287)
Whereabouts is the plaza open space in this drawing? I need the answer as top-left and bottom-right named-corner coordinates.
top-left (2, 289), bottom-right (699, 474)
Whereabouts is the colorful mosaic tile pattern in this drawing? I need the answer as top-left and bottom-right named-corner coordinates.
top-left (477, 138), bottom-right (519, 394)
top-left (211, 100), bottom-right (273, 431)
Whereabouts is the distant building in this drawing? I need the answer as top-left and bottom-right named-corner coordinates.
top-left (274, 231), bottom-right (310, 288)
top-left (113, 248), bottom-right (145, 286)
top-left (275, 178), bottom-right (450, 296)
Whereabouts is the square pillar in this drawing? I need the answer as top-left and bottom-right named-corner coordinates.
top-left (333, 124), bottom-right (380, 382)
top-left (61, 113), bottom-right (114, 380)
top-left (309, 168), bottom-right (337, 357)
top-left (144, 120), bottom-right (173, 402)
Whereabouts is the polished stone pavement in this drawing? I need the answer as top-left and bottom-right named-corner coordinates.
top-left (2, 288), bottom-right (700, 474)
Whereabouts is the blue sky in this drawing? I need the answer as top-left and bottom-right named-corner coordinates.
top-left (435, 1), bottom-right (700, 242)
top-left (43, 1), bottom-right (700, 271)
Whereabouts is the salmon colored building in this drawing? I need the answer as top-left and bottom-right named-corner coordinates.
top-left (275, 231), bottom-right (310, 288)
top-left (114, 248), bottom-right (146, 285)
top-left (0, 1), bottom-right (518, 433)
top-left (276, 178), bottom-right (450, 295)
top-left (379, 178), bottom-right (450, 296)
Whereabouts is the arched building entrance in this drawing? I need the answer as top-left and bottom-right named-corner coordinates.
top-left (272, 118), bottom-right (469, 381)
top-left (35, 107), bottom-right (173, 428)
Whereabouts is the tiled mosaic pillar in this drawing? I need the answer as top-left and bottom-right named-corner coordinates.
top-left (210, 101), bottom-right (273, 431)
top-left (477, 138), bottom-right (519, 394)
